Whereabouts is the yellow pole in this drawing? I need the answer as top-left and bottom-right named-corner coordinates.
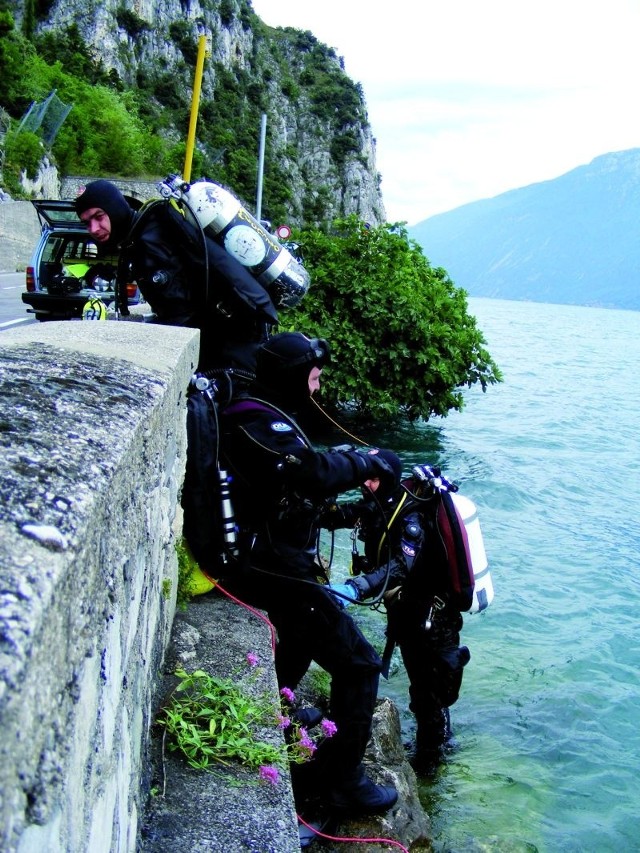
top-left (183, 34), bottom-right (207, 183)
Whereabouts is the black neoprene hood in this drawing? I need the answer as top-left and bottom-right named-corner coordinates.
top-left (74, 179), bottom-right (135, 246)
top-left (255, 332), bottom-right (330, 405)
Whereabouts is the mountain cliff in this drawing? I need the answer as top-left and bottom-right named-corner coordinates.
top-left (6, 0), bottom-right (385, 227)
top-left (409, 149), bottom-right (640, 311)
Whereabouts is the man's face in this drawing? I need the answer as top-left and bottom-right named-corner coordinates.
top-left (308, 366), bottom-right (322, 396)
top-left (362, 477), bottom-right (380, 495)
top-left (79, 207), bottom-right (112, 243)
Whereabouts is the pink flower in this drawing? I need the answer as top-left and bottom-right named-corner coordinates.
top-left (246, 652), bottom-right (259, 667)
top-left (259, 765), bottom-right (280, 785)
top-left (277, 714), bottom-right (291, 730)
top-left (279, 687), bottom-right (296, 704)
top-left (298, 727), bottom-right (317, 752)
top-left (321, 719), bottom-right (338, 738)
top-left (292, 729), bottom-right (318, 761)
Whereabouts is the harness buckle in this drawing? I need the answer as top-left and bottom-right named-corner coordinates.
top-left (424, 596), bottom-right (446, 631)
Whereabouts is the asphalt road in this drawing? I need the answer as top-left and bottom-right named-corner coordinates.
top-left (0, 272), bottom-right (35, 330)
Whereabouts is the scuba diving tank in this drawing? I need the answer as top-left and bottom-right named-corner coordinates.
top-left (218, 469), bottom-right (239, 560)
top-left (450, 493), bottom-right (494, 613)
top-left (158, 175), bottom-right (310, 308)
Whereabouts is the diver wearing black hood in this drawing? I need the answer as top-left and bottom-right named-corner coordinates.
top-left (253, 331), bottom-right (331, 411)
top-left (219, 332), bottom-right (399, 816)
top-left (74, 179), bottom-right (136, 251)
top-left (74, 179), bottom-right (277, 374)
top-left (324, 457), bottom-right (472, 772)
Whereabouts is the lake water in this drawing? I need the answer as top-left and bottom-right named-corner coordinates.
top-left (349, 298), bottom-right (640, 852)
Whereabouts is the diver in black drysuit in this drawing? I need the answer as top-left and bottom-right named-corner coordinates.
top-left (219, 332), bottom-right (399, 815)
top-left (74, 178), bottom-right (278, 373)
top-left (75, 179), bottom-right (283, 579)
top-left (325, 464), bottom-right (471, 770)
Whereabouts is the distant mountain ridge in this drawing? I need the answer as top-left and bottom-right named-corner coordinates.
top-left (408, 149), bottom-right (640, 310)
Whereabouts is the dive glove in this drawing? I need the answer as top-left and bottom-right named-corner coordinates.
top-left (330, 572), bottom-right (380, 606)
top-left (329, 580), bottom-right (362, 607)
top-left (344, 448), bottom-right (399, 492)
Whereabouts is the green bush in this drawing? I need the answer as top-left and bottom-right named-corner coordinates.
top-left (281, 216), bottom-right (502, 422)
top-left (169, 20), bottom-right (199, 65)
top-left (116, 7), bottom-right (150, 38)
top-left (3, 129), bottom-right (43, 189)
top-left (219, 0), bottom-right (235, 27)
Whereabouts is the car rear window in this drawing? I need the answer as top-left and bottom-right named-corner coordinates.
top-left (42, 234), bottom-right (117, 267)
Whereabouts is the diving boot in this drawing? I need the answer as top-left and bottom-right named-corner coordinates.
top-left (323, 768), bottom-right (398, 815)
top-left (291, 706), bottom-right (324, 729)
top-left (412, 708), bottom-right (452, 774)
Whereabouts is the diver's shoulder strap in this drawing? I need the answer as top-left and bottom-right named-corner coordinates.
top-left (223, 397), bottom-right (277, 417)
top-left (121, 198), bottom-right (167, 247)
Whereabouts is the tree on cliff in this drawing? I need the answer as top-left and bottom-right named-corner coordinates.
top-left (280, 216), bottom-right (502, 422)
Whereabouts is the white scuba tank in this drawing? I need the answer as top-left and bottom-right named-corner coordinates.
top-left (160, 176), bottom-right (310, 308)
top-left (450, 492), bottom-right (494, 613)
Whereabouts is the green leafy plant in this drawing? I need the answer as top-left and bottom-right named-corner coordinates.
top-left (280, 215), bottom-right (503, 422)
top-left (3, 129), bottom-right (43, 187)
top-left (158, 667), bottom-right (283, 770)
top-left (157, 665), bottom-right (337, 784)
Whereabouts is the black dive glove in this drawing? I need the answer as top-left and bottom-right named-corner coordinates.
top-left (343, 448), bottom-right (398, 492)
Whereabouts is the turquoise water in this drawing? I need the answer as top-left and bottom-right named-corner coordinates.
top-left (355, 298), bottom-right (640, 852)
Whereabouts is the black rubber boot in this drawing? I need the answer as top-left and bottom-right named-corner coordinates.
top-left (412, 708), bottom-right (453, 774)
top-left (323, 767), bottom-right (398, 815)
top-left (291, 706), bottom-right (324, 729)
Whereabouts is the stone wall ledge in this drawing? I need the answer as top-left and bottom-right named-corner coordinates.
top-left (0, 321), bottom-right (299, 852)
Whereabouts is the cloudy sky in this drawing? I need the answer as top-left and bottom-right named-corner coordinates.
top-left (250, 0), bottom-right (640, 225)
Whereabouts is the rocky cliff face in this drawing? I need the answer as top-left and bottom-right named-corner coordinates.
top-left (8, 0), bottom-right (385, 226)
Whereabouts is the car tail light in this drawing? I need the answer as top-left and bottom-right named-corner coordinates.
top-left (26, 267), bottom-right (36, 292)
top-left (125, 282), bottom-right (138, 299)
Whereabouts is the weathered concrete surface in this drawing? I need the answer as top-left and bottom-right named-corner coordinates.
top-left (0, 200), bottom-right (41, 272)
top-left (0, 321), bottom-right (198, 852)
top-left (140, 592), bottom-right (302, 853)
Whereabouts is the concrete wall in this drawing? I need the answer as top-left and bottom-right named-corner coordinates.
top-left (0, 200), bottom-right (41, 272)
top-left (0, 319), bottom-right (199, 852)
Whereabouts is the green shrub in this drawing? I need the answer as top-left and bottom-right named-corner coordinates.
top-left (116, 7), bottom-right (150, 38)
top-left (3, 129), bottom-right (43, 190)
top-left (281, 216), bottom-right (502, 422)
top-left (169, 20), bottom-right (199, 66)
top-left (219, 0), bottom-right (235, 27)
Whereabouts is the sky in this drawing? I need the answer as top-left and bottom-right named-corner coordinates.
top-left (250, 0), bottom-right (640, 225)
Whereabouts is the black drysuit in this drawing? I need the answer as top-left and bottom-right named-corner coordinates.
top-left (220, 398), bottom-right (388, 781)
top-left (119, 201), bottom-right (278, 373)
top-left (325, 484), bottom-right (471, 758)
